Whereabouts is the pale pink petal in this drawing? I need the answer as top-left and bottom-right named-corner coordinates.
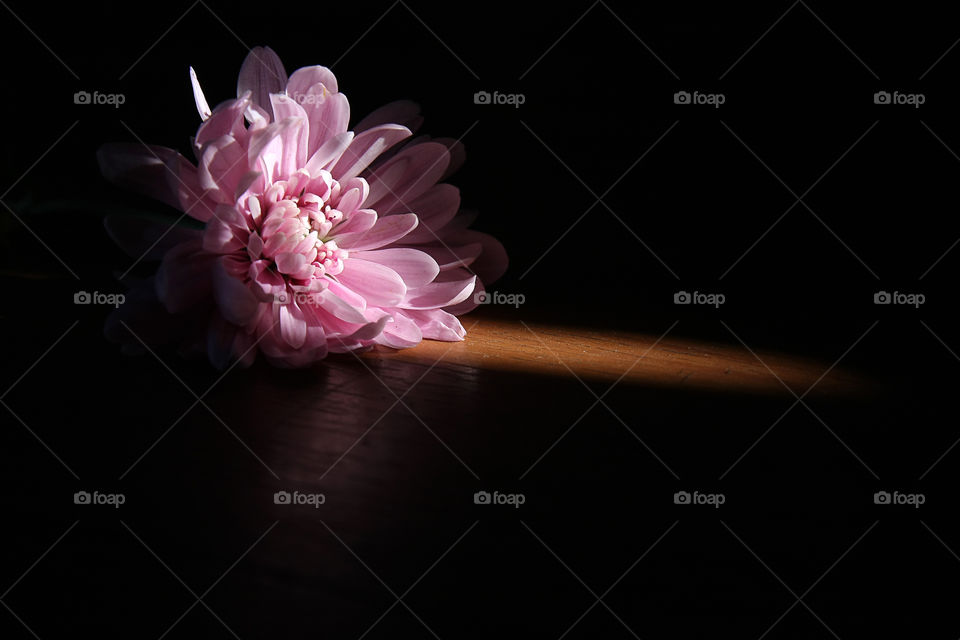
top-left (190, 67), bottom-right (212, 121)
top-left (377, 312), bottom-right (423, 348)
top-left (364, 142), bottom-right (450, 214)
top-left (401, 275), bottom-right (476, 310)
top-left (310, 91), bottom-right (350, 152)
top-left (331, 124), bottom-right (411, 182)
top-left (269, 94), bottom-right (309, 169)
top-left (332, 208), bottom-right (377, 236)
top-left (336, 259), bottom-right (407, 306)
top-left (247, 117), bottom-right (305, 183)
top-left (198, 135), bottom-right (247, 198)
top-left (304, 131), bottom-right (354, 175)
top-left (248, 260), bottom-right (286, 300)
top-left (317, 284), bottom-right (367, 324)
top-left (402, 309), bottom-right (466, 341)
top-left (342, 315), bottom-right (390, 341)
top-left (195, 94), bottom-right (250, 148)
top-left (351, 248), bottom-right (439, 288)
top-left (237, 46), bottom-right (287, 111)
top-left (286, 65), bottom-right (339, 96)
top-left (279, 302), bottom-right (307, 348)
top-left (411, 243), bottom-right (483, 270)
top-left (334, 213), bottom-right (417, 250)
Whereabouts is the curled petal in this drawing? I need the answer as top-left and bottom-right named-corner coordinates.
top-left (401, 274), bottom-right (476, 310)
top-left (377, 312), bottom-right (423, 349)
top-left (286, 65), bottom-right (339, 96)
top-left (401, 309), bottom-right (466, 341)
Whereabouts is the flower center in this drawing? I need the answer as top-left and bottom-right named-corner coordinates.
top-left (256, 174), bottom-right (350, 280)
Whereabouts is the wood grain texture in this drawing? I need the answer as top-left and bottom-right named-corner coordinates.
top-left (361, 315), bottom-right (869, 397)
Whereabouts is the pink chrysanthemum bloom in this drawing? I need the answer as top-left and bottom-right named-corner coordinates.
top-left (99, 47), bottom-right (506, 368)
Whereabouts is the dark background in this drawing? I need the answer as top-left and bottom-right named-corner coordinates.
top-left (2, 0), bottom-right (960, 637)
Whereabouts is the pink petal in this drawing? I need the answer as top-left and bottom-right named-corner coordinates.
top-left (275, 252), bottom-right (307, 275)
top-left (401, 275), bottom-right (476, 310)
top-left (410, 243), bottom-right (482, 271)
top-left (189, 67), bottom-right (211, 121)
top-left (342, 315), bottom-right (390, 341)
top-left (402, 309), bottom-right (466, 341)
top-left (198, 135), bottom-right (247, 198)
top-left (203, 214), bottom-right (246, 254)
top-left (155, 239), bottom-right (215, 313)
top-left (310, 91), bottom-right (350, 153)
top-left (97, 143), bottom-right (183, 210)
top-left (104, 215), bottom-right (202, 260)
top-left (435, 137), bottom-right (466, 181)
top-left (270, 94), bottom-right (309, 169)
top-left (305, 131), bottom-right (354, 175)
top-left (213, 257), bottom-right (259, 325)
top-left (377, 312), bottom-right (423, 349)
top-left (248, 260), bottom-right (286, 300)
top-left (336, 258), bottom-right (407, 306)
top-left (173, 157), bottom-right (218, 222)
top-left (331, 124), bottom-right (412, 182)
top-left (356, 100), bottom-right (422, 135)
top-left (447, 229), bottom-right (509, 285)
top-left (363, 142), bottom-right (450, 214)
top-left (286, 65), bottom-right (339, 96)
top-left (334, 213), bottom-right (417, 250)
top-left (351, 248), bottom-right (439, 288)
top-left (332, 208), bottom-right (377, 236)
top-left (399, 184), bottom-right (461, 243)
top-left (279, 301), bottom-right (307, 348)
top-left (317, 282), bottom-right (367, 324)
top-left (236, 46), bottom-right (287, 112)
top-left (247, 117), bottom-right (305, 183)
top-left (196, 96), bottom-right (251, 149)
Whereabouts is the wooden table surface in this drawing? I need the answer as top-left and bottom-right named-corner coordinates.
top-left (2, 306), bottom-right (885, 639)
top-left (363, 314), bottom-right (869, 396)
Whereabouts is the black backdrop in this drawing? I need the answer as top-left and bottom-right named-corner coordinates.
top-left (2, 1), bottom-right (960, 637)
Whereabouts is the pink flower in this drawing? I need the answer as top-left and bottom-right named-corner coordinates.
top-left (99, 47), bottom-right (506, 368)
